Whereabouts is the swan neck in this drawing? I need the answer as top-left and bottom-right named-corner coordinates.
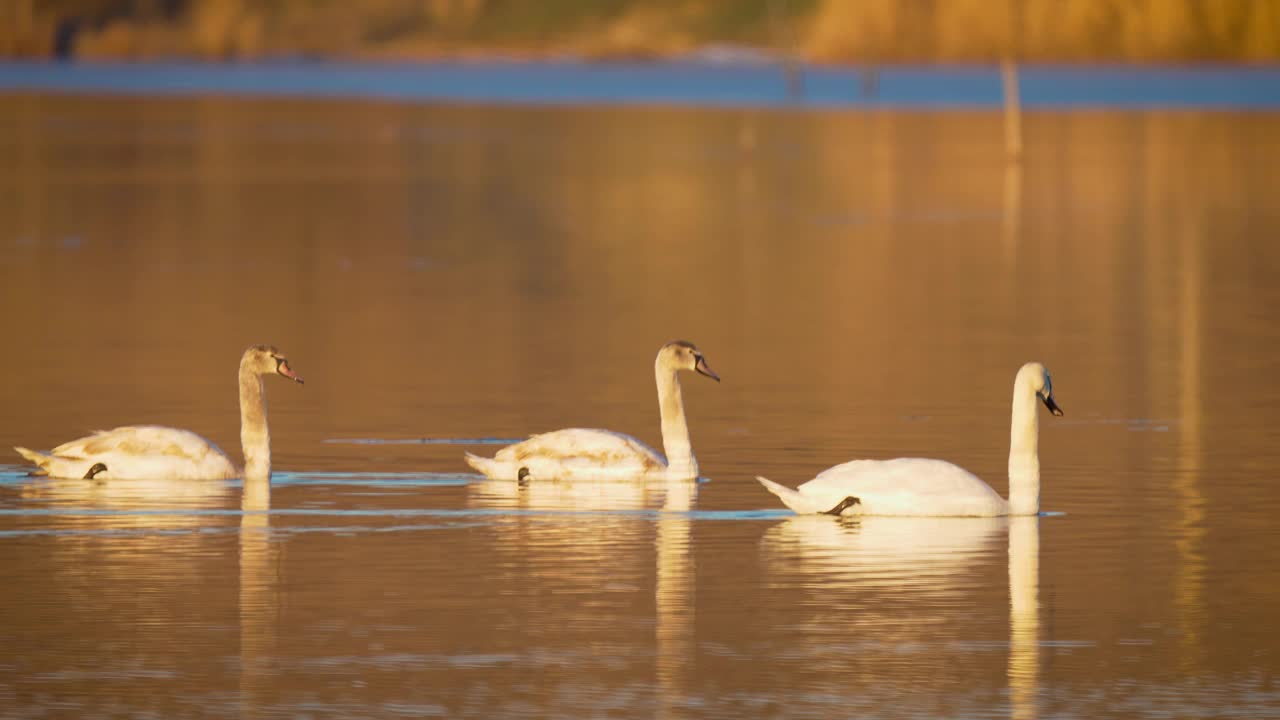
top-left (239, 363), bottom-right (271, 480)
top-left (1007, 372), bottom-right (1040, 515)
top-left (656, 362), bottom-right (696, 480)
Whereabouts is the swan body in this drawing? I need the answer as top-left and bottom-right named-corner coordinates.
top-left (758, 362), bottom-right (1062, 517)
top-left (14, 345), bottom-right (302, 481)
top-left (759, 459), bottom-right (1012, 517)
top-left (16, 426), bottom-right (238, 481)
top-left (466, 428), bottom-right (668, 482)
top-left (465, 340), bottom-right (719, 482)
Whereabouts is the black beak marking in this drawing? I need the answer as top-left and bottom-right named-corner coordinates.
top-left (1041, 393), bottom-right (1064, 417)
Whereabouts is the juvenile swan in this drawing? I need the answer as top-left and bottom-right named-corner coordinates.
top-left (757, 362), bottom-right (1062, 517)
top-left (465, 340), bottom-right (719, 482)
top-left (14, 345), bottom-right (303, 481)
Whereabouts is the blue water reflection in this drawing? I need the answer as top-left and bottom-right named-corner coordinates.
top-left (2, 61), bottom-right (1277, 108)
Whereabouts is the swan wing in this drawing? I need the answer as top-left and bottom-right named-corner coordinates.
top-left (495, 428), bottom-right (667, 478)
top-left (45, 425), bottom-right (236, 480)
top-left (53, 426), bottom-right (212, 459)
top-left (800, 458), bottom-right (1008, 517)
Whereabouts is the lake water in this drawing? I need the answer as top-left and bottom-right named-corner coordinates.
top-left (3, 61), bottom-right (1280, 108)
top-left (1, 86), bottom-right (1279, 718)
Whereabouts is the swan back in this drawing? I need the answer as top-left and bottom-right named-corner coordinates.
top-left (490, 428), bottom-right (668, 481)
top-left (806, 458), bottom-right (1009, 516)
top-left (48, 426), bottom-right (236, 481)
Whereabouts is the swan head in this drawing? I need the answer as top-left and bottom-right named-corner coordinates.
top-left (1019, 362), bottom-right (1062, 416)
top-left (242, 345), bottom-right (305, 384)
top-left (659, 340), bottom-right (720, 382)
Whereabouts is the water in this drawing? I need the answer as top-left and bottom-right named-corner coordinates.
top-left (3, 61), bottom-right (1280, 108)
top-left (2, 86), bottom-right (1280, 718)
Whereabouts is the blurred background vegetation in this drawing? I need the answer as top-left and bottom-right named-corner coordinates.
top-left (5, 0), bottom-right (1279, 62)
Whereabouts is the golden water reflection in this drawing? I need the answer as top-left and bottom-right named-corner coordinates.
top-left (2, 95), bottom-right (1279, 718)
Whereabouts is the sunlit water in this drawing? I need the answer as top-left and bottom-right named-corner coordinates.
top-left (2, 88), bottom-right (1279, 718)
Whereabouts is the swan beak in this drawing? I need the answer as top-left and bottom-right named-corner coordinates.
top-left (1041, 393), bottom-right (1063, 416)
top-left (277, 360), bottom-right (305, 384)
top-left (695, 355), bottom-right (720, 382)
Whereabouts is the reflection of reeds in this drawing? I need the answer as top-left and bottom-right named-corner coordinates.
top-left (1174, 189), bottom-right (1205, 677)
top-left (10, 0), bottom-right (1278, 61)
top-left (1001, 155), bottom-right (1023, 263)
top-left (1002, 61), bottom-right (1022, 159)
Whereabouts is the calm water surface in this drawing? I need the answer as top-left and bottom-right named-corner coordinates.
top-left (5, 62), bottom-right (1280, 108)
top-left (1, 92), bottom-right (1279, 718)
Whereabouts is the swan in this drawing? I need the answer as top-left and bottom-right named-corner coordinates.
top-left (14, 345), bottom-right (303, 481)
top-left (464, 340), bottom-right (719, 482)
top-left (757, 362), bottom-right (1062, 517)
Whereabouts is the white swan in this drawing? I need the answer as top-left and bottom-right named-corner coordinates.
top-left (14, 345), bottom-right (303, 481)
top-left (757, 362), bottom-right (1062, 517)
top-left (464, 340), bottom-right (719, 482)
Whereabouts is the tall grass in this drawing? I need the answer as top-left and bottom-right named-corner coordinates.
top-left (5, 0), bottom-right (1277, 61)
top-left (807, 0), bottom-right (1280, 62)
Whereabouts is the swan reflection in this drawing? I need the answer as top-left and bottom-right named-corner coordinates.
top-left (763, 514), bottom-right (1008, 591)
top-left (469, 475), bottom-right (699, 717)
top-left (239, 476), bottom-right (278, 719)
top-left (18, 476), bottom-right (231, 529)
top-left (467, 475), bottom-right (689, 512)
top-left (1008, 516), bottom-right (1040, 720)
top-left (763, 513), bottom-right (1042, 718)
top-left (657, 480), bottom-right (695, 720)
